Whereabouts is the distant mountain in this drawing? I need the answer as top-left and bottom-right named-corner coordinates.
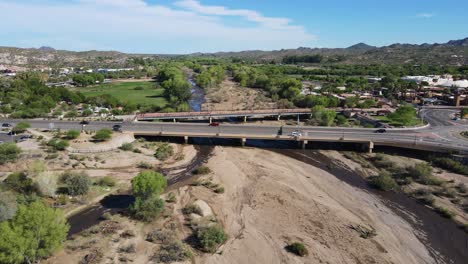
top-left (0, 37), bottom-right (467, 68)
top-left (445, 37), bottom-right (468, 46)
top-left (38, 46), bottom-right (56, 51)
top-left (346, 43), bottom-right (377, 51)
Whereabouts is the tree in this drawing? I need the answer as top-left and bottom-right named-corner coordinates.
top-left (65, 130), bottom-right (80, 140)
top-left (461, 108), bottom-right (468, 119)
top-left (131, 171), bottom-right (167, 199)
top-left (0, 201), bottom-right (69, 264)
top-left (12, 122), bottom-right (30, 133)
top-left (63, 171), bottom-right (91, 196)
top-left (0, 191), bottom-right (17, 222)
top-left (387, 105), bottom-right (417, 126)
top-left (35, 172), bottom-right (58, 197)
top-left (0, 143), bottom-right (21, 164)
top-left (311, 106), bottom-right (337, 126)
top-left (154, 143), bottom-right (174, 161)
top-left (93, 128), bottom-right (112, 141)
top-left (82, 108), bottom-right (93, 117)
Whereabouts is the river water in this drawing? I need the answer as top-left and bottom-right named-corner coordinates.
top-left (188, 78), bottom-right (205, 112)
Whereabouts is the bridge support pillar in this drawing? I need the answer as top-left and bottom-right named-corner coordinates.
top-left (209, 117), bottom-right (212, 124)
top-left (277, 115), bottom-right (281, 121)
top-left (241, 138), bottom-right (246, 147)
top-left (244, 116), bottom-right (247, 123)
top-left (368, 141), bottom-right (374, 154)
top-left (184, 136), bottom-right (189, 144)
top-left (173, 118), bottom-right (176, 123)
top-left (302, 140), bottom-right (308, 150)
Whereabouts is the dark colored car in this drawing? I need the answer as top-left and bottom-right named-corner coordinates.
top-left (374, 129), bottom-right (387, 133)
top-left (112, 124), bottom-right (122, 131)
top-left (209, 122), bottom-right (220, 126)
top-left (79, 120), bottom-right (90, 125)
top-left (2, 123), bottom-right (12, 127)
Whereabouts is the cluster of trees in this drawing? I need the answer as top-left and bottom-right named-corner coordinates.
top-left (282, 55), bottom-right (323, 64)
top-left (387, 105), bottom-right (418, 126)
top-left (157, 66), bottom-right (191, 108)
top-left (0, 143), bottom-right (21, 165)
top-left (72, 73), bottom-right (104, 87)
top-left (130, 171), bottom-right (167, 222)
top-left (195, 65), bottom-right (225, 89)
top-left (0, 73), bottom-right (85, 118)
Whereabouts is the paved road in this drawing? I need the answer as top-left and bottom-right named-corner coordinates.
top-left (1, 109), bottom-right (467, 153)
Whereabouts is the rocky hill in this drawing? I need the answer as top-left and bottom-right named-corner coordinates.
top-left (1, 37), bottom-right (467, 68)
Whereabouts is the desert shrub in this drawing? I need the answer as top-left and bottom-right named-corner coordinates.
top-left (0, 191), bottom-right (17, 221)
top-left (456, 183), bottom-right (467, 193)
top-left (369, 172), bottom-right (397, 191)
top-left (132, 148), bottom-right (142, 153)
top-left (66, 130), bottom-right (80, 140)
top-left (146, 229), bottom-right (174, 244)
top-left (12, 122), bottom-right (30, 133)
top-left (47, 139), bottom-right (69, 151)
top-left (182, 204), bottom-right (202, 215)
top-left (413, 189), bottom-right (435, 206)
top-left (93, 129), bottom-right (112, 141)
top-left (35, 172), bottom-right (58, 197)
top-left (196, 225), bottom-right (227, 253)
top-left (101, 212), bottom-right (113, 220)
top-left (214, 187), bottom-right (225, 194)
top-left (431, 157), bottom-right (468, 176)
top-left (407, 162), bottom-right (433, 178)
top-left (130, 196), bottom-right (165, 222)
top-left (154, 143), bottom-right (174, 161)
top-left (434, 206), bottom-right (454, 219)
top-left (79, 249), bottom-right (103, 264)
top-left (62, 171), bottom-right (91, 196)
top-left (166, 192), bottom-right (176, 203)
top-left (120, 230), bottom-right (135, 238)
top-left (119, 143), bottom-right (133, 151)
top-left (119, 244), bottom-right (136, 253)
top-left (45, 153), bottom-right (59, 160)
top-left (192, 165), bottom-right (211, 175)
top-left (137, 161), bottom-right (153, 169)
top-left (0, 143), bottom-right (21, 165)
top-left (286, 242), bottom-right (309, 257)
top-left (4, 171), bottom-right (35, 193)
top-left (152, 241), bottom-right (192, 263)
top-left (97, 176), bottom-right (116, 187)
top-left (372, 154), bottom-right (396, 169)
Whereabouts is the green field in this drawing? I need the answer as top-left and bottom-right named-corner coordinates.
top-left (76, 81), bottom-right (168, 108)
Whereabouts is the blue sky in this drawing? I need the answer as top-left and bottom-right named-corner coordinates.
top-left (0, 0), bottom-right (467, 54)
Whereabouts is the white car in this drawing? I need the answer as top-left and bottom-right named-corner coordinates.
top-left (290, 131), bottom-right (302, 137)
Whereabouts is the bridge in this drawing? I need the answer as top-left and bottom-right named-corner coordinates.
top-left (6, 119), bottom-right (468, 155)
top-left (135, 108), bottom-right (312, 122)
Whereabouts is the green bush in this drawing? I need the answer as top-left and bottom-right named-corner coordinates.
top-left (119, 143), bottom-right (133, 151)
top-left (214, 187), bottom-right (225, 194)
top-left (130, 196), bottom-right (165, 222)
top-left (196, 225), bottom-right (227, 253)
top-left (12, 122), bottom-right (30, 133)
top-left (65, 130), bottom-right (80, 140)
top-left (434, 206), bottom-right (454, 219)
top-left (154, 143), bottom-right (174, 161)
top-left (192, 165), bottom-right (211, 175)
top-left (0, 143), bottom-right (21, 164)
top-left (62, 171), bottom-right (91, 196)
top-left (97, 176), bottom-right (116, 187)
top-left (47, 139), bottom-right (69, 151)
top-left (407, 162), bottom-right (433, 179)
top-left (286, 242), bottom-right (309, 257)
top-left (93, 128), bottom-right (112, 141)
top-left (369, 172), bottom-right (397, 191)
top-left (137, 161), bottom-right (153, 169)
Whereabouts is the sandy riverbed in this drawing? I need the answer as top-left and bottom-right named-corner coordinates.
top-left (191, 147), bottom-right (434, 264)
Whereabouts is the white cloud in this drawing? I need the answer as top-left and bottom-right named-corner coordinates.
top-left (416, 13), bottom-right (434, 18)
top-left (0, 0), bottom-right (315, 53)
